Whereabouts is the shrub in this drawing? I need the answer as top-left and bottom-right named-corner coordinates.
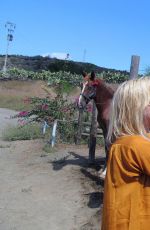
top-left (2, 124), bottom-right (42, 141)
top-left (0, 68), bottom-right (131, 84)
top-left (12, 94), bottom-right (77, 143)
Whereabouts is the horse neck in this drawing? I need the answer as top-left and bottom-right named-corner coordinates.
top-left (94, 82), bottom-right (114, 110)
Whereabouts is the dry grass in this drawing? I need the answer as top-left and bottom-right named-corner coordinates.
top-left (0, 79), bottom-right (81, 111)
top-left (0, 80), bottom-right (55, 111)
top-left (0, 95), bottom-right (30, 111)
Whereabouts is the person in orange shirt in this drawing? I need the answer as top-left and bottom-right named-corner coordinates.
top-left (101, 77), bottom-right (150, 230)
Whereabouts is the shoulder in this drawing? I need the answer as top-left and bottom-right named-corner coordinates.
top-left (115, 135), bottom-right (150, 144)
top-left (109, 135), bottom-right (150, 176)
top-left (112, 135), bottom-right (150, 154)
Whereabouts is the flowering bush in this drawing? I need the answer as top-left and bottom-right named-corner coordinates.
top-left (14, 95), bottom-right (76, 123)
top-left (12, 94), bottom-right (78, 142)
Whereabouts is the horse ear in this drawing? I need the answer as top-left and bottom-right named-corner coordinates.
top-left (90, 71), bottom-right (96, 81)
top-left (81, 71), bottom-right (87, 77)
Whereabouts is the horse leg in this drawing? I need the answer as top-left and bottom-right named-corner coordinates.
top-left (98, 140), bottom-right (108, 176)
top-left (104, 137), bottom-right (110, 165)
top-left (99, 126), bottom-right (109, 179)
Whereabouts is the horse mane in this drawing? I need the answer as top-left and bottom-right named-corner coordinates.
top-left (92, 79), bottom-right (115, 96)
top-left (91, 79), bottom-right (103, 86)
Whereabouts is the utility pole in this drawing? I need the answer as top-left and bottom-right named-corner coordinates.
top-left (3, 21), bottom-right (16, 72)
top-left (129, 55), bottom-right (140, 79)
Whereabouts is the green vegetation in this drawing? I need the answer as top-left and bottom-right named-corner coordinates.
top-left (145, 67), bottom-right (150, 76)
top-left (98, 71), bottom-right (129, 83)
top-left (2, 124), bottom-right (42, 141)
top-left (0, 67), bottom-right (130, 84)
top-left (42, 144), bottom-right (58, 153)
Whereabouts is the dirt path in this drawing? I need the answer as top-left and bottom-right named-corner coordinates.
top-left (0, 109), bottom-right (103, 230)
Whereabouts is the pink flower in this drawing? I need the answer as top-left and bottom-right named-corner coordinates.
top-left (18, 111), bottom-right (29, 117)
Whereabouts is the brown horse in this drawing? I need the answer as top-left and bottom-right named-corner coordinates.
top-left (78, 75), bottom-right (115, 171)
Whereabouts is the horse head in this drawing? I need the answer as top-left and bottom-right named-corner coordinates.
top-left (78, 80), bottom-right (98, 109)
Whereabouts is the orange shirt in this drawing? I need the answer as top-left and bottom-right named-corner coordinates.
top-left (101, 135), bottom-right (150, 230)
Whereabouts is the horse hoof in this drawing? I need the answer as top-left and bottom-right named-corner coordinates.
top-left (98, 168), bottom-right (104, 175)
top-left (99, 168), bottom-right (107, 180)
top-left (99, 173), bottom-right (105, 180)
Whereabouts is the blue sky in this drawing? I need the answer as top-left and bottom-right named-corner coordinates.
top-left (0, 0), bottom-right (150, 73)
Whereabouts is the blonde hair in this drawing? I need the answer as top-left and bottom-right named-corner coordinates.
top-left (107, 77), bottom-right (150, 143)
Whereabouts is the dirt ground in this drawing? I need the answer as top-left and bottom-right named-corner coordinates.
top-left (0, 108), bottom-right (104, 230)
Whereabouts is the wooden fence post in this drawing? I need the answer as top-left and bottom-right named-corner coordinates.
top-left (129, 55), bottom-right (140, 79)
top-left (51, 119), bottom-right (58, 147)
top-left (88, 100), bottom-right (97, 164)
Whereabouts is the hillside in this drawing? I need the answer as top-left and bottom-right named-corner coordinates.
top-left (0, 54), bottom-right (129, 75)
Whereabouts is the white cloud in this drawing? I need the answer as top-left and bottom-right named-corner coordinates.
top-left (42, 52), bottom-right (70, 60)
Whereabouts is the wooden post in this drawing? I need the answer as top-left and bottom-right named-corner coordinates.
top-left (51, 120), bottom-right (58, 147)
top-left (76, 109), bottom-right (83, 144)
top-left (88, 100), bottom-right (97, 164)
top-left (129, 55), bottom-right (140, 79)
